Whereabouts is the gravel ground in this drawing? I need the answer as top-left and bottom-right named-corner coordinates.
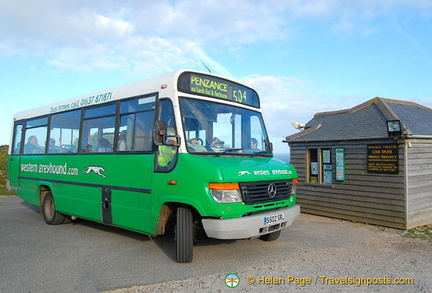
top-left (2, 195), bottom-right (430, 293)
top-left (106, 215), bottom-right (432, 293)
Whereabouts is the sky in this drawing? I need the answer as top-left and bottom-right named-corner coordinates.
top-left (1, 0), bottom-right (432, 154)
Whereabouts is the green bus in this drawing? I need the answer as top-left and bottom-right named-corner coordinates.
top-left (7, 70), bottom-right (299, 263)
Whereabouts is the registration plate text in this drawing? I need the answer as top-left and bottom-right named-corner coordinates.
top-left (264, 213), bottom-right (285, 225)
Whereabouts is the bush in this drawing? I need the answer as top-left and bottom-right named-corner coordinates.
top-left (0, 145), bottom-right (8, 179)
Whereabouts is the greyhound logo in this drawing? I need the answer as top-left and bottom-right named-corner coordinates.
top-left (84, 166), bottom-right (106, 178)
top-left (238, 171), bottom-right (251, 176)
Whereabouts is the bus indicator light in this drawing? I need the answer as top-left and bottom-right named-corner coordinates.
top-left (209, 183), bottom-right (239, 190)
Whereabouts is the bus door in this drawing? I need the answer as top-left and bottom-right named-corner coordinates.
top-left (107, 94), bottom-right (157, 233)
top-left (154, 99), bottom-right (179, 173)
top-left (7, 123), bottom-right (23, 189)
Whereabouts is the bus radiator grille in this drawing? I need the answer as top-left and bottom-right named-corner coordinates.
top-left (239, 180), bottom-right (293, 205)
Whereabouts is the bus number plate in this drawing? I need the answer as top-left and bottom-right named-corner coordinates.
top-left (264, 213), bottom-right (285, 225)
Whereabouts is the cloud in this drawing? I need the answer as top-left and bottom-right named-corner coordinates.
top-left (94, 14), bottom-right (134, 38)
top-left (283, 0), bottom-right (432, 36)
top-left (0, 1), bottom-right (292, 75)
top-left (2, 0), bottom-right (431, 74)
top-left (46, 38), bottom-right (232, 78)
top-left (242, 74), bottom-right (369, 153)
top-left (248, 74), bottom-right (432, 153)
top-left (1, 0), bottom-right (432, 149)
top-left (0, 1), bottom-right (288, 51)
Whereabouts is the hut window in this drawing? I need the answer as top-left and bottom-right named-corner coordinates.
top-left (307, 148), bottom-right (319, 182)
top-left (307, 148), bottom-right (332, 183)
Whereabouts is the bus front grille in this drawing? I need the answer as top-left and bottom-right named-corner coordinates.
top-left (239, 180), bottom-right (293, 205)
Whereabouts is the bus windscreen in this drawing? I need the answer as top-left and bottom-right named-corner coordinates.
top-left (177, 72), bottom-right (260, 108)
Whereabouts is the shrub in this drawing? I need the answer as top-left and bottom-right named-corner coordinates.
top-left (0, 145), bottom-right (8, 179)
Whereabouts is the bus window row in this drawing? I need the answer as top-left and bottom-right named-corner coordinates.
top-left (12, 94), bottom-right (157, 155)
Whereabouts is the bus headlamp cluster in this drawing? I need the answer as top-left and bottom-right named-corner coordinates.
top-left (209, 183), bottom-right (242, 203)
top-left (291, 178), bottom-right (298, 196)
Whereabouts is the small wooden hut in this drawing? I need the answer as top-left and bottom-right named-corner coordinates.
top-left (284, 97), bottom-right (432, 229)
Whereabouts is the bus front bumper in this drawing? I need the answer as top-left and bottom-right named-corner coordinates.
top-left (202, 204), bottom-right (300, 240)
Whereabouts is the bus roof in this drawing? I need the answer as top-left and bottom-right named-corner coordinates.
top-left (12, 69), bottom-right (259, 121)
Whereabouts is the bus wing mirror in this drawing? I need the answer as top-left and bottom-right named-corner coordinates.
top-left (165, 135), bottom-right (181, 147)
top-left (264, 138), bottom-right (273, 152)
top-left (154, 120), bottom-right (167, 145)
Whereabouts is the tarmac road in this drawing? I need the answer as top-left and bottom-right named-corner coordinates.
top-left (1, 196), bottom-right (431, 293)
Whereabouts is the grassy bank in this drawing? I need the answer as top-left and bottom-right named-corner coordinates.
top-left (0, 178), bottom-right (14, 196)
top-left (0, 145), bottom-right (14, 196)
top-left (404, 225), bottom-right (432, 243)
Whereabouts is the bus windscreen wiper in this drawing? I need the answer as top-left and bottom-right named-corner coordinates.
top-left (215, 148), bottom-right (243, 156)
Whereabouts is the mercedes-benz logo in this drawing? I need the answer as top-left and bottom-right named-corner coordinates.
top-left (267, 183), bottom-right (277, 198)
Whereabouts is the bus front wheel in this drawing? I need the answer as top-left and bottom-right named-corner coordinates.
top-left (42, 192), bottom-right (66, 225)
top-left (175, 206), bottom-right (193, 263)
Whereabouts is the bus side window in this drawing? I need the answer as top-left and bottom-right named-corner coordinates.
top-left (12, 124), bottom-right (23, 155)
top-left (81, 117), bottom-right (115, 153)
top-left (81, 104), bottom-right (116, 153)
top-left (49, 110), bottom-right (80, 153)
top-left (23, 117), bottom-right (48, 155)
top-left (23, 130), bottom-right (46, 154)
top-left (118, 111), bottom-right (154, 152)
top-left (117, 95), bottom-right (156, 152)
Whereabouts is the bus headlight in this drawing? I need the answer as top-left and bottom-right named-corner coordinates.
top-left (291, 178), bottom-right (298, 195)
top-left (209, 183), bottom-right (242, 203)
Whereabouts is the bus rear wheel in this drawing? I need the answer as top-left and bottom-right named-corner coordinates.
top-left (259, 230), bottom-right (281, 241)
top-left (42, 192), bottom-right (66, 225)
top-left (175, 206), bottom-right (193, 263)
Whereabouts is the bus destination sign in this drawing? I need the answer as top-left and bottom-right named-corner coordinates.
top-left (178, 72), bottom-right (260, 107)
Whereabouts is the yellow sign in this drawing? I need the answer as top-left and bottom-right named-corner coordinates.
top-left (367, 143), bottom-right (398, 174)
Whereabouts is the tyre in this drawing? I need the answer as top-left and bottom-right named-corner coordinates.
top-left (259, 230), bottom-right (281, 241)
top-left (42, 192), bottom-right (66, 225)
top-left (175, 206), bottom-right (193, 263)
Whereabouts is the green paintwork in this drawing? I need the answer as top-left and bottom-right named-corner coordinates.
top-left (8, 152), bottom-right (297, 236)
